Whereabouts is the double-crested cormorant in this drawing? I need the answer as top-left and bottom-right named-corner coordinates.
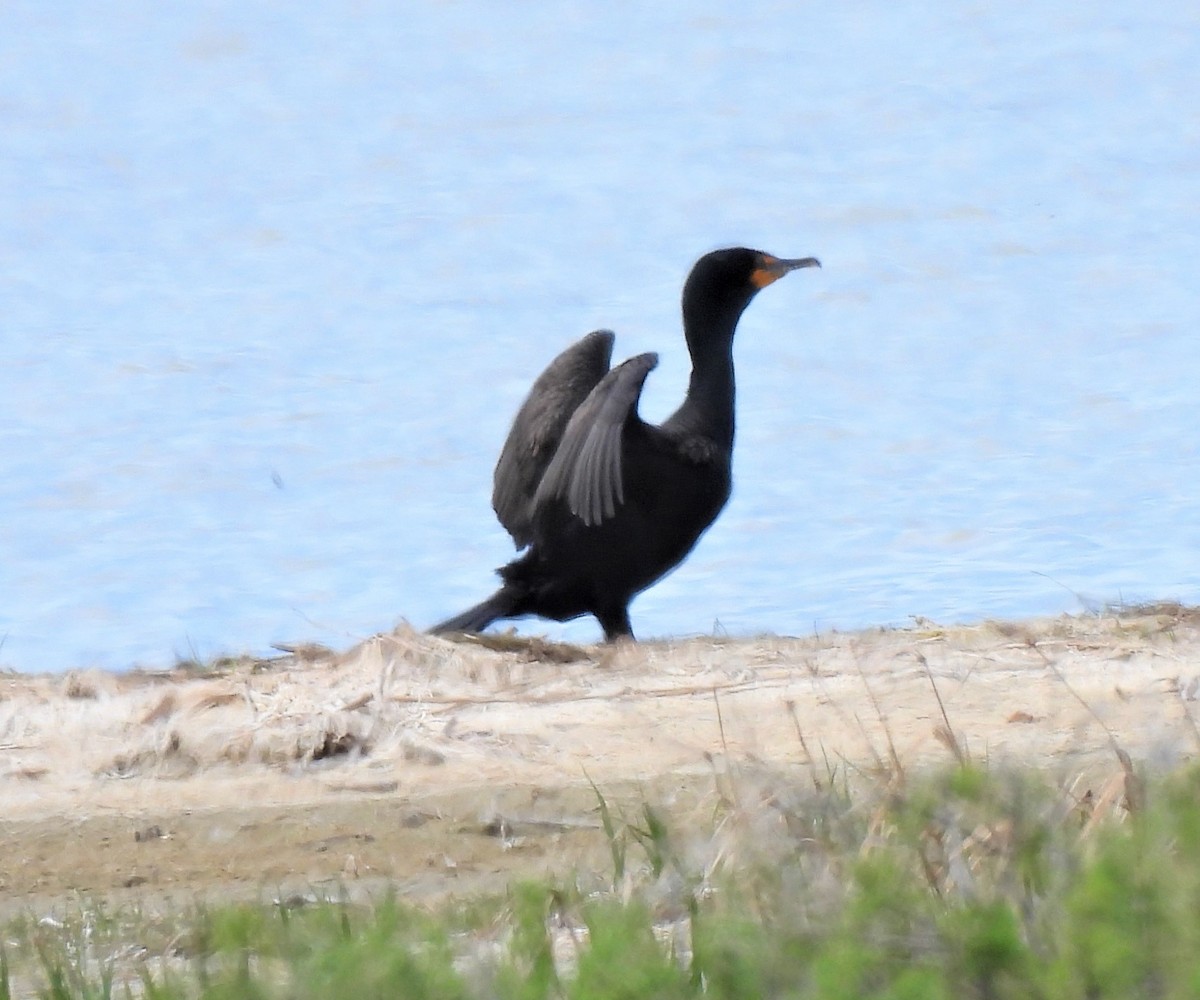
top-left (431, 247), bottom-right (820, 641)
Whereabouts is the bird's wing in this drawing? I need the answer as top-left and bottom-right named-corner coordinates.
top-left (492, 330), bottom-right (615, 547)
top-left (533, 352), bottom-right (659, 527)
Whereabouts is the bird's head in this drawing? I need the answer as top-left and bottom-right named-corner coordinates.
top-left (682, 247), bottom-right (821, 351)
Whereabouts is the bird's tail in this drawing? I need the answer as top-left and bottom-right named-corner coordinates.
top-left (429, 586), bottom-right (523, 636)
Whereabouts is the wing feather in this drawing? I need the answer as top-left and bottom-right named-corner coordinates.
top-left (492, 330), bottom-right (615, 546)
top-left (534, 352), bottom-right (658, 527)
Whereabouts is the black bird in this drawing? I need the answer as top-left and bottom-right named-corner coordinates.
top-left (431, 247), bottom-right (820, 641)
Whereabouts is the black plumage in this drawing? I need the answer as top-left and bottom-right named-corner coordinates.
top-left (431, 247), bottom-right (820, 641)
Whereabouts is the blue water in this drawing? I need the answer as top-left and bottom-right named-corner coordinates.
top-left (1, 3), bottom-right (1198, 670)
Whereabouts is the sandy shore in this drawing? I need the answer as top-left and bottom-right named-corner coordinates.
top-left (3, 606), bottom-right (1199, 910)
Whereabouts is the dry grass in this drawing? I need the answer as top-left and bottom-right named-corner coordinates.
top-left (2, 609), bottom-right (1200, 813)
top-left (1, 606), bottom-right (1199, 912)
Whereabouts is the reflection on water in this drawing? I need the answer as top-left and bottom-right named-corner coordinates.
top-left (0, 1), bottom-right (1197, 669)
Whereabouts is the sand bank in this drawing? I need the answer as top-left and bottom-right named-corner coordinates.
top-left (2, 607), bottom-right (1197, 906)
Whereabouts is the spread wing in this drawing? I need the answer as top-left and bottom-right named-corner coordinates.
top-left (533, 352), bottom-right (659, 528)
top-left (492, 330), bottom-right (615, 547)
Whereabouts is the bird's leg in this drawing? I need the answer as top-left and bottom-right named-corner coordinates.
top-left (596, 606), bottom-right (634, 643)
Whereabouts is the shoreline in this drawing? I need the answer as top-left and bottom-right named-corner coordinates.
top-left (2, 606), bottom-right (1198, 906)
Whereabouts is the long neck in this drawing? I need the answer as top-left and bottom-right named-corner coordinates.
top-left (668, 301), bottom-right (742, 451)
